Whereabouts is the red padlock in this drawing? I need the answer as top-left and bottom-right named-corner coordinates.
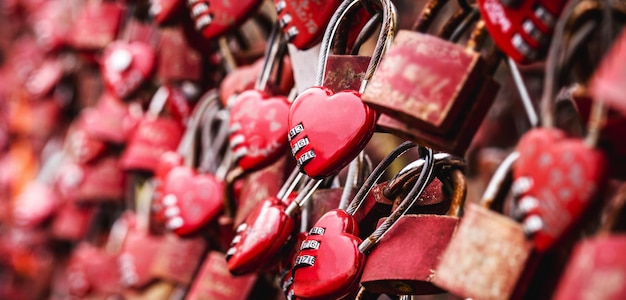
top-left (157, 27), bottom-right (203, 83)
top-left (288, 0), bottom-right (397, 179)
top-left (477, 0), bottom-right (569, 63)
top-left (100, 40), bottom-right (157, 100)
top-left (149, 233), bottom-right (208, 285)
top-left (274, 0), bottom-right (343, 50)
top-left (80, 92), bottom-right (141, 144)
top-left (187, 0), bottom-right (263, 40)
top-left (149, 0), bottom-right (185, 25)
top-left (119, 89), bottom-right (184, 173)
top-left (187, 251), bottom-right (258, 300)
top-left (55, 156), bottom-right (126, 204)
top-left (68, 1), bottom-right (125, 50)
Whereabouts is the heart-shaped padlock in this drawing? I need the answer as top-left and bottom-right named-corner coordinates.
top-left (229, 90), bottom-right (291, 173)
top-left (187, 0), bottom-right (263, 39)
top-left (274, 0), bottom-right (343, 50)
top-left (287, 0), bottom-right (397, 179)
top-left (149, 0), bottom-right (185, 25)
top-left (226, 193), bottom-right (297, 275)
top-left (513, 128), bottom-right (608, 252)
top-left (101, 41), bottom-right (156, 99)
top-left (293, 209), bottom-right (364, 299)
top-left (289, 87), bottom-right (377, 179)
top-left (160, 165), bottom-right (225, 235)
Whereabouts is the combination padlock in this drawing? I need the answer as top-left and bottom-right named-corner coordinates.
top-left (288, 0), bottom-right (397, 179)
top-left (477, 0), bottom-right (569, 63)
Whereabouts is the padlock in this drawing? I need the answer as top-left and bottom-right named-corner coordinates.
top-left (477, 0), bottom-right (569, 63)
top-left (24, 59), bottom-right (64, 98)
top-left (119, 88), bottom-right (184, 173)
top-left (66, 242), bottom-right (122, 297)
top-left (154, 92), bottom-right (226, 236)
top-left (288, 0), bottom-right (397, 179)
top-left (434, 152), bottom-right (535, 300)
top-left (186, 251), bottom-right (258, 300)
top-left (55, 156), bottom-right (125, 204)
top-left (291, 142), bottom-right (436, 300)
top-left (157, 27), bottom-right (203, 83)
top-left (360, 168), bottom-right (466, 295)
top-left (80, 92), bottom-right (142, 144)
top-left (552, 183), bottom-right (626, 300)
top-left (68, 1), bottom-right (125, 50)
top-left (149, 233), bottom-right (208, 285)
top-left (118, 220), bottom-right (163, 290)
top-left (274, 0), bottom-right (344, 50)
top-left (12, 181), bottom-right (59, 228)
top-left (100, 40), bottom-right (157, 100)
top-left (149, 0), bottom-right (185, 26)
top-left (228, 24), bottom-right (292, 175)
top-left (64, 122), bottom-right (107, 165)
top-left (234, 156), bottom-right (289, 226)
top-left (362, 2), bottom-right (501, 156)
top-left (29, 0), bottom-right (72, 52)
top-left (50, 201), bottom-right (96, 242)
top-left (187, 0), bottom-right (263, 40)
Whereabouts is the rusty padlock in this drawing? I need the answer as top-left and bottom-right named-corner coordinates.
top-left (552, 183), bottom-right (626, 300)
top-left (433, 152), bottom-right (535, 300)
top-left (186, 251), bottom-right (258, 300)
top-left (119, 86), bottom-right (184, 173)
top-left (360, 165), bottom-right (467, 295)
top-left (362, 0), bottom-right (501, 156)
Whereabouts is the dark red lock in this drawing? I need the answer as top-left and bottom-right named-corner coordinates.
top-left (187, 0), bottom-right (263, 39)
top-left (80, 92), bottom-right (141, 144)
top-left (274, 0), bottom-right (343, 50)
top-left (55, 156), bottom-right (126, 204)
top-left (66, 242), bottom-right (122, 297)
top-left (149, 233), bottom-right (208, 285)
top-left (68, 1), bottom-right (125, 50)
top-left (157, 27), bottom-right (203, 83)
top-left (477, 0), bottom-right (569, 63)
top-left (187, 251), bottom-right (257, 300)
top-left (149, 0), bottom-right (185, 25)
top-left (119, 115), bottom-right (184, 173)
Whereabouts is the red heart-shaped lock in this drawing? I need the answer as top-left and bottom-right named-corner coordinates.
top-left (514, 128), bottom-right (608, 251)
top-left (188, 0), bottom-right (263, 40)
top-left (288, 87), bottom-right (377, 179)
top-left (119, 117), bottom-right (184, 173)
top-left (292, 209), bottom-right (364, 300)
top-left (118, 229), bottom-right (162, 289)
top-left (275, 0), bottom-right (343, 50)
top-left (219, 59), bottom-right (263, 105)
top-left (13, 181), bottom-right (59, 227)
top-left (101, 41), bottom-right (156, 99)
top-left (229, 90), bottom-right (291, 173)
top-left (69, 1), bottom-right (125, 50)
top-left (160, 166), bottom-right (225, 236)
top-left (149, 0), bottom-right (185, 25)
top-left (226, 195), bottom-right (296, 275)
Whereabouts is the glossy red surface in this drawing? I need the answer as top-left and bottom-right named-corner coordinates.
top-left (288, 87), bottom-right (377, 179)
